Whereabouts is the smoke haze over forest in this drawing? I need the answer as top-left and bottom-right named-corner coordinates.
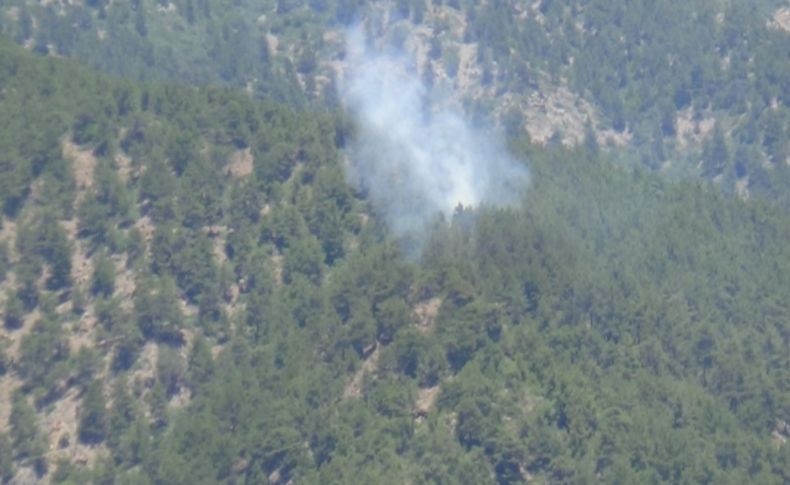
top-left (340, 28), bottom-right (529, 244)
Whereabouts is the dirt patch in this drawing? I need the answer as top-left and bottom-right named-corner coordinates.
top-left (0, 309), bottom-right (41, 436)
top-left (40, 386), bottom-right (106, 474)
top-left (133, 215), bottom-right (156, 252)
top-left (426, 0), bottom-right (468, 40)
top-left (676, 108), bottom-right (715, 149)
top-left (0, 272), bottom-right (15, 321)
top-left (226, 148), bottom-right (254, 178)
top-left (210, 344), bottom-right (224, 360)
top-left (343, 345), bottom-right (380, 399)
top-left (0, 218), bottom-right (17, 262)
top-left (331, 2), bottom-right (622, 150)
top-left (403, 24), bottom-right (433, 79)
top-left (4, 309), bottom-right (41, 362)
top-left (4, 6), bottom-right (19, 22)
top-left (454, 42), bottom-right (479, 92)
top-left (736, 177), bottom-right (750, 201)
top-left (414, 385), bottom-right (440, 416)
top-left (115, 152), bottom-right (134, 183)
top-left (61, 220), bottom-right (92, 289)
top-left (772, 418), bottom-right (789, 447)
top-left (768, 7), bottom-right (790, 32)
top-left (266, 33), bottom-right (279, 55)
top-left (62, 139), bottom-right (96, 194)
top-left (131, 342), bottom-right (160, 395)
top-left (414, 297), bottom-right (442, 332)
top-left (167, 386), bottom-right (192, 410)
top-left (156, 2), bottom-right (177, 14)
top-left (0, 374), bottom-right (22, 432)
top-left (179, 298), bottom-right (198, 319)
top-left (68, 311), bottom-right (97, 358)
top-left (113, 257), bottom-right (136, 311)
top-left (204, 225), bottom-right (229, 265)
top-left (271, 253), bottom-right (283, 287)
top-left (517, 84), bottom-right (630, 147)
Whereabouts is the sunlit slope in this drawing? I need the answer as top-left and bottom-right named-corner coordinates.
top-left (0, 38), bottom-right (788, 484)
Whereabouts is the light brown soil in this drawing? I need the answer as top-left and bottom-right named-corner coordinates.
top-left (414, 297), bottom-right (442, 332)
top-left (454, 42), bottom-right (479, 92)
top-left (414, 385), bottom-right (440, 415)
top-left (517, 84), bottom-right (630, 147)
top-left (207, 226), bottom-right (229, 265)
top-left (735, 177), bottom-right (750, 201)
top-left (343, 345), bottom-right (380, 399)
top-left (115, 152), bottom-right (134, 183)
top-left (40, 386), bottom-right (106, 473)
top-left (131, 342), bottom-right (160, 395)
top-left (167, 386), bottom-right (192, 410)
top-left (61, 220), bottom-right (92, 289)
top-left (0, 373), bottom-right (22, 432)
top-left (266, 33), bottom-right (279, 55)
top-left (5, 309), bottom-right (41, 362)
top-left (675, 108), bottom-right (715, 149)
top-left (113, 257), bottom-right (136, 311)
top-left (62, 139), bottom-right (96, 195)
top-left (0, 217), bottom-right (17, 262)
top-left (768, 7), bottom-right (790, 32)
top-left (226, 148), bottom-right (254, 178)
top-left (362, 4), bottom-right (627, 150)
top-left (133, 215), bottom-right (156, 250)
top-left (271, 253), bottom-right (284, 287)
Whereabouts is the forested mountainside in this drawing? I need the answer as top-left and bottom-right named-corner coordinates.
top-left (0, 32), bottom-right (789, 483)
top-left (1, 0), bottom-right (789, 203)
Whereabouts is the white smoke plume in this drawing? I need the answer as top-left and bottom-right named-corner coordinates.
top-left (339, 28), bottom-right (529, 246)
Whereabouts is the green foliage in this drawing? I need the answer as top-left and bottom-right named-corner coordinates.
top-left (0, 339), bottom-right (8, 377)
top-left (4, 290), bottom-right (25, 330)
top-left (9, 393), bottom-right (46, 475)
top-left (385, 328), bottom-right (446, 387)
top-left (91, 251), bottom-right (116, 297)
top-left (0, 25), bottom-right (789, 484)
top-left (134, 275), bottom-right (184, 344)
top-left (13, 256), bottom-right (40, 311)
top-left (14, 211), bottom-right (73, 292)
top-left (178, 152), bottom-right (223, 228)
top-left (438, 300), bottom-right (501, 371)
top-left (282, 234), bottom-right (325, 284)
top-left (71, 346), bottom-right (100, 389)
top-left (107, 378), bottom-right (136, 448)
top-left (156, 346), bottom-right (186, 397)
top-left (0, 433), bottom-right (13, 484)
top-left (71, 284), bottom-right (87, 315)
top-left (373, 296), bottom-right (410, 344)
top-left (0, 241), bottom-right (8, 282)
top-left (17, 316), bottom-right (70, 400)
top-left (79, 380), bottom-right (108, 444)
top-left (78, 158), bottom-right (133, 249)
top-left (111, 314), bottom-right (145, 372)
top-left (187, 336), bottom-right (215, 389)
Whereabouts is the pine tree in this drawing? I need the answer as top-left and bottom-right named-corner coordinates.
top-left (0, 432), bottom-right (14, 483)
top-left (4, 290), bottom-right (24, 330)
top-left (79, 380), bottom-right (108, 444)
top-left (91, 251), bottom-right (116, 297)
top-left (10, 393), bottom-right (46, 471)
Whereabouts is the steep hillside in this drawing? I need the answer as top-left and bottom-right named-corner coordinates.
top-left (0, 39), bottom-right (789, 483)
top-left (2, 0), bottom-right (789, 205)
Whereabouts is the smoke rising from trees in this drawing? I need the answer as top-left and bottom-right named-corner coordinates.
top-left (339, 28), bottom-right (529, 247)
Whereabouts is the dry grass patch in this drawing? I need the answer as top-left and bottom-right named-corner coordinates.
top-left (414, 297), bottom-right (442, 332)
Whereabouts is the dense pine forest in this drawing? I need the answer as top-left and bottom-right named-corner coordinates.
top-left (0, 1), bottom-right (789, 484)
